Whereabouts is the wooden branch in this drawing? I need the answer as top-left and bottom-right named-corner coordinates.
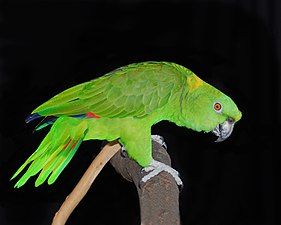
top-left (52, 141), bottom-right (121, 225)
top-left (110, 140), bottom-right (181, 225)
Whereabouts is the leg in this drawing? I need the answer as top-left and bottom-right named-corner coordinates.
top-left (121, 135), bottom-right (167, 158)
top-left (120, 127), bottom-right (153, 167)
top-left (121, 133), bottom-right (182, 186)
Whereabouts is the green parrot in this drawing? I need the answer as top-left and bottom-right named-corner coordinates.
top-left (12, 61), bottom-right (242, 188)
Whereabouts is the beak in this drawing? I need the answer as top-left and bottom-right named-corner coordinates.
top-left (212, 118), bottom-right (235, 142)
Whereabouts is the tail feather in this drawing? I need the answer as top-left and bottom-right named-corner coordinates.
top-left (35, 144), bottom-right (70, 187)
top-left (12, 117), bottom-right (88, 188)
top-left (34, 116), bottom-right (57, 131)
top-left (25, 113), bottom-right (42, 123)
top-left (11, 132), bottom-right (53, 181)
top-left (47, 138), bottom-right (83, 185)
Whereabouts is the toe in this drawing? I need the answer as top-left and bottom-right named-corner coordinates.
top-left (151, 135), bottom-right (167, 149)
top-left (141, 159), bottom-right (183, 187)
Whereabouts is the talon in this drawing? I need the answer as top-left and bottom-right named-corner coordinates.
top-left (178, 182), bottom-right (184, 192)
top-left (121, 146), bottom-right (128, 158)
top-left (151, 135), bottom-right (167, 149)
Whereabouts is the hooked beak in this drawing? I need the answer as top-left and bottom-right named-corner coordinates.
top-left (212, 118), bottom-right (235, 142)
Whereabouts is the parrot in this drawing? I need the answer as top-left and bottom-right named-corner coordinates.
top-left (11, 61), bottom-right (242, 188)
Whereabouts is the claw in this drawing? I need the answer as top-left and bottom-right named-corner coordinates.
top-left (178, 182), bottom-right (184, 192)
top-left (151, 135), bottom-right (167, 149)
top-left (121, 146), bottom-right (128, 158)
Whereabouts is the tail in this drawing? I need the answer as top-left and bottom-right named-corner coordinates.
top-left (11, 116), bottom-right (88, 188)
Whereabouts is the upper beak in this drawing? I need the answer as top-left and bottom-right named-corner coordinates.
top-left (212, 118), bottom-right (235, 142)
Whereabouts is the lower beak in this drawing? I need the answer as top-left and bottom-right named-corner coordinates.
top-left (212, 118), bottom-right (235, 142)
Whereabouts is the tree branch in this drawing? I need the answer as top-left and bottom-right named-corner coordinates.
top-left (52, 141), bottom-right (121, 225)
top-left (52, 139), bottom-right (181, 225)
top-left (110, 140), bottom-right (181, 225)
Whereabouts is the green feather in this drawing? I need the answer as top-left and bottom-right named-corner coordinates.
top-left (13, 117), bottom-right (88, 187)
top-left (47, 138), bottom-right (83, 185)
top-left (32, 62), bottom-right (181, 118)
top-left (34, 144), bottom-right (66, 187)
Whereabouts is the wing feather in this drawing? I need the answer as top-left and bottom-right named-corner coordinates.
top-left (33, 62), bottom-right (187, 118)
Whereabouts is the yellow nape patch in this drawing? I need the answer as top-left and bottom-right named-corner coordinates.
top-left (187, 75), bottom-right (203, 92)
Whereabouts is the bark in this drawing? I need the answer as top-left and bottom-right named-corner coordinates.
top-left (110, 140), bottom-right (181, 225)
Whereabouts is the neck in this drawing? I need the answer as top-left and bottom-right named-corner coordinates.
top-left (166, 109), bottom-right (192, 129)
top-left (162, 87), bottom-right (192, 129)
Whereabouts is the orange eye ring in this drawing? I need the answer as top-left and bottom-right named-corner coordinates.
top-left (213, 102), bottom-right (222, 113)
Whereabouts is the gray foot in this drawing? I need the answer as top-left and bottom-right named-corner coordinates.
top-left (121, 135), bottom-right (182, 186)
top-left (141, 159), bottom-right (183, 186)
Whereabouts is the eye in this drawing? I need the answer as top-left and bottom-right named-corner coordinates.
top-left (213, 102), bottom-right (222, 113)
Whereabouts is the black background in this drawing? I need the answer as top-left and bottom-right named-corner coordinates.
top-left (1, 0), bottom-right (281, 225)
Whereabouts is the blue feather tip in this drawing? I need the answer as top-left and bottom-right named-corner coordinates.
top-left (25, 113), bottom-right (42, 123)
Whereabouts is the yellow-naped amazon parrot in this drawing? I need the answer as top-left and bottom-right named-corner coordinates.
top-left (12, 61), bottom-right (242, 188)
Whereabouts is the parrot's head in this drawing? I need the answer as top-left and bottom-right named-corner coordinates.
top-left (183, 75), bottom-right (242, 142)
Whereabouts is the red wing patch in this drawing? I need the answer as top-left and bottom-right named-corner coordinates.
top-left (86, 112), bottom-right (101, 119)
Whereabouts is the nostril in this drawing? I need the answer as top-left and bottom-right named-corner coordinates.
top-left (228, 118), bottom-right (234, 124)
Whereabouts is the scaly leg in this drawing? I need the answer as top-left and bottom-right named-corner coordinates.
top-left (121, 134), bottom-right (182, 186)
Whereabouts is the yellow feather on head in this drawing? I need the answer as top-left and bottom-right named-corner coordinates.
top-left (187, 75), bottom-right (203, 92)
